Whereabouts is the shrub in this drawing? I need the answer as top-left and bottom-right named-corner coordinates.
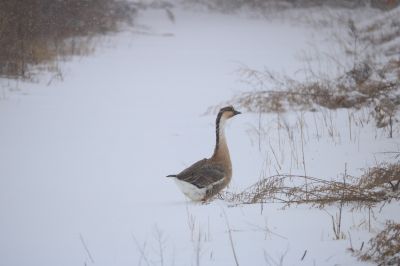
top-left (0, 0), bottom-right (136, 79)
top-left (357, 221), bottom-right (400, 265)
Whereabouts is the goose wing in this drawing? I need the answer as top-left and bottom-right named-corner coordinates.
top-left (175, 159), bottom-right (225, 189)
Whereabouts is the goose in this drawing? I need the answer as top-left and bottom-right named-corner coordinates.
top-left (167, 106), bottom-right (241, 201)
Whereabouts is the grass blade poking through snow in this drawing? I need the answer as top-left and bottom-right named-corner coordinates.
top-left (222, 208), bottom-right (239, 266)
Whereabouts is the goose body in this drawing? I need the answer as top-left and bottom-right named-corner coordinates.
top-left (167, 106), bottom-right (240, 201)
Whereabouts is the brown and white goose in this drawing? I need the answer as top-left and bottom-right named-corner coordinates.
top-left (167, 106), bottom-right (241, 201)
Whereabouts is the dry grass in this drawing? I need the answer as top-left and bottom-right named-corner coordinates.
top-left (359, 163), bottom-right (400, 192)
top-left (219, 163), bottom-right (400, 208)
top-left (208, 11), bottom-right (400, 137)
top-left (354, 220), bottom-right (400, 265)
top-left (209, 62), bottom-right (399, 136)
top-left (0, 0), bottom-right (137, 80)
top-left (183, 0), bottom-right (399, 13)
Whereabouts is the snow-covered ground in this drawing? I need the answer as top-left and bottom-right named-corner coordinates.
top-left (0, 5), bottom-right (398, 266)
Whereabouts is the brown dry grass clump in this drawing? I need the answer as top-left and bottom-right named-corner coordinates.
top-left (226, 69), bottom-right (397, 113)
top-left (0, 0), bottom-right (137, 80)
top-left (210, 61), bottom-right (399, 135)
top-left (355, 221), bottom-right (400, 265)
top-left (360, 163), bottom-right (400, 192)
top-left (219, 163), bottom-right (400, 208)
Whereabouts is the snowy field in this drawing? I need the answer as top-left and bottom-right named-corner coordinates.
top-left (0, 4), bottom-right (399, 266)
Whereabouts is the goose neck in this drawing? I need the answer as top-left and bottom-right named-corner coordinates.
top-left (212, 115), bottom-right (229, 160)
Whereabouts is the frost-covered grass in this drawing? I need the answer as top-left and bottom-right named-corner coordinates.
top-left (0, 4), bottom-right (399, 266)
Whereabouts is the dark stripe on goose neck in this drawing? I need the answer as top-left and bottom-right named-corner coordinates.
top-left (214, 111), bottom-right (224, 152)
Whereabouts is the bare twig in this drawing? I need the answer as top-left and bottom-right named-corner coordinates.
top-left (79, 233), bottom-right (95, 264)
top-left (154, 225), bottom-right (166, 266)
top-left (131, 234), bottom-right (151, 266)
top-left (222, 209), bottom-right (239, 266)
top-left (301, 250), bottom-right (307, 261)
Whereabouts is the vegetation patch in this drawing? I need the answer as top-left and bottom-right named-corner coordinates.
top-left (360, 162), bottom-right (400, 192)
top-left (219, 163), bottom-right (400, 208)
top-left (0, 0), bottom-right (137, 80)
top-left (209, 9), bottom-right (400, 137)
top-left (183, 0), bottom-right (400, 12)
top-left (353, 220), bottom-right (400, 265)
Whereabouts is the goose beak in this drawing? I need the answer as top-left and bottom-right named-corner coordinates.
top-left (233, 110), bottom-right (241, 115)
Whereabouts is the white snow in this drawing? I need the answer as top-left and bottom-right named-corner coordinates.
top-left (0, 5), bottom-right (398, 266)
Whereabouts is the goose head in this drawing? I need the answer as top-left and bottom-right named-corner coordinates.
top-left (218, 106), bottom-right (241, 120)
